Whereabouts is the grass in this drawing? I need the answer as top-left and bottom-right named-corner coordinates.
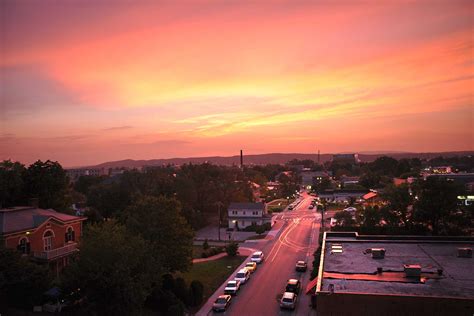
top-left (178, 255), bottom-right (246, 303)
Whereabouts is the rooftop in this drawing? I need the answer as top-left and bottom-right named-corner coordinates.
top-left (228, 202), bottom-right (264, 210)
top-left (0, 206), bottom-right (85, 234)
top-left (319, 232), bottom-right (474, 299)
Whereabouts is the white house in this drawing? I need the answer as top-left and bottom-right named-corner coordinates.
top-left (227, 202), bottom-right (271, 229)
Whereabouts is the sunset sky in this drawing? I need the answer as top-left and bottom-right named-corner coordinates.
top-left (1, 0), bottom-right (473, 167)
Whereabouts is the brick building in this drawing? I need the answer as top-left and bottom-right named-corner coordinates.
top-left (1, 206), bottom-right (86, 276)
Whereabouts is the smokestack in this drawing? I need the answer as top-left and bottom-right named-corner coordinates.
top-left (318, 149), bottom-right (320, 164)
top-left (240, 150), bottom-right (243, 168)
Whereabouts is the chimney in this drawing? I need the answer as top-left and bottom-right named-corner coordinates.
top-left (240, 150), bottom-right (243, 168)
top-left (404, 264), bottom-right (421, 278)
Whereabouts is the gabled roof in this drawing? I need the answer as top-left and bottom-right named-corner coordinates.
top-left (363, 192), bottom-right (378, 200)
top-left (0, 206), bottom-right (86, 234)
top-left (228, 202), bottom-right (264, 210)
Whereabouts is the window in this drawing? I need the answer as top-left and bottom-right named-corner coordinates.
top-left (243, 211), bottom-right (246, 215)
top-left (17, 238), bottom-right (30, 254)
top-left (65, 227), bottom-right (75, 243)
top-left (43, 230), bottom-right (54, 251)
top-left (232, 211), bottom-right (237, 215)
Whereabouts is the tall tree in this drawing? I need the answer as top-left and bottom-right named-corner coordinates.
top-left (61, 221), bottom-right (157, 314)
top-left (122, 195), bottom-right (194, 272)
top-left (413, 177), bottom-right (463, 235)
top-left (24, 160), bottom-right (70, 211)
top-left (0, 244), bottom-right (52, 309)
top-left (381, 184), bottom-right (413, 228)
top-left (0, 160), bottom-right (26, 207)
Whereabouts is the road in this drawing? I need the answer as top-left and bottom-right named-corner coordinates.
top-left (209, 192), bottom-right (320, 316)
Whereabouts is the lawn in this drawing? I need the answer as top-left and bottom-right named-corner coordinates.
top-left (178, 255), bottom-right (246, 302)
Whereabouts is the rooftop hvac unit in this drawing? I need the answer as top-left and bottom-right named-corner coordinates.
top-left (457, 247), bottom-right (472, 258)
top-left (371, 248), bottom-right (385, 259)
top-left (404, 264), bottom-right (421, 277)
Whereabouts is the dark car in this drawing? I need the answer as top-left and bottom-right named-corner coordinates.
top-left (213, 295), bottom-right (231, 312)
top-left (295, 261), bottom-right (308, 272)
top-left (285, 279), bottom-right (301, 294)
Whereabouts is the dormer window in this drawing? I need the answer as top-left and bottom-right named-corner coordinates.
top-left (43, 230), bottom-right (54, 251)
top-left (65, 227), bottom-right (75, 243)
top-left (17, 238), bottom-right (30, 255)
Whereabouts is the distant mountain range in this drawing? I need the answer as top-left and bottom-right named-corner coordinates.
top-left (80, 151), bottom-right (474, 170)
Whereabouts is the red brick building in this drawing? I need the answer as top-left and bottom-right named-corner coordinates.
top-left (1, 206), bottom-right (86, 276)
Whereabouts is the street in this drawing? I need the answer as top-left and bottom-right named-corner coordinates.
top-left (203, 192), bottom-right (320, 316)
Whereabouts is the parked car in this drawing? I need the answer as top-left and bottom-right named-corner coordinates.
top-left (250, 251), bottom-right (265, 263)
top-left (288, 205), bottom-right (294, 210)
top-left (235, 268), bottom-right (251, 284)
top-left (245, 261), bottom-right (257, 273)
top-left (224, 280), bottom-right (241, 295)
top-left (343, 207), bottom-right (357, 213)
top-left (280, 292), bottom-right (298, 310)
top-left (213, 295), bottom-right (232, 312)
top-left (285, 279), bottom-right (301, 294)
top-left (308, 204), bottom-right (314, 209)
top-left (295, 261), bottom-right (308, 272)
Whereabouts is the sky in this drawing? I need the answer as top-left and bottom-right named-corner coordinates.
top-left (1, 0), bottom-right (473, 167)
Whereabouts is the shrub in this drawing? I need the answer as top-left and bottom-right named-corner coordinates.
top-left (226, 241), bottom-right (239, 257)
top-left (202, 239), bottom-right (209, 250)
top-left (189, 280), bottom-right (204, 307)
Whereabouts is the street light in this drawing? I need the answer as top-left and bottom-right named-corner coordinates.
top-left (215, 201), bottom-right (224, 241)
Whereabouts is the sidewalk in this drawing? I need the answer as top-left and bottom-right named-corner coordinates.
top-left (195, 246), bottom-right (256, 316)
top-left (192, 252), bottom-right (227, 264)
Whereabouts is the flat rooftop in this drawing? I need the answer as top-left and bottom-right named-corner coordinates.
top-left (319, 233), bottom-right (474, 299)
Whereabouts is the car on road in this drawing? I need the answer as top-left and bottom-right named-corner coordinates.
top-left (224, 280), bottom-right (241, 295)
top-left (288, 205), bottom-right (294, 210)
top-left (235, 268), bottom-right (251, 284)
top-left (280, 292), bottom-right (298, 310)
top-left (213, 294), bottom-right (232, 312)
top-left (245, 261), bottom-right (257, 273)
top-left (343, 207), bottom-right (357, 213)
top-left (295, 261), bottom-right (308, 272)
top-left (285, 279), bottom-right (301, 294)
top-left (308, 204), bottom-right (314, 209)
top-left (250, 251), bottom-right (265, 263)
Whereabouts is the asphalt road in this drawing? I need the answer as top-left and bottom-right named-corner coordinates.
top-left (212, 193), bottom-right (320, 316)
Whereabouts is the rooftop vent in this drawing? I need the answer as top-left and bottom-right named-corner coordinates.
top-left (404, 264), bottom-right (421, 278)
top-left (457, 247), bottom-right (472, 258)
top-left (371, 248), bottom-right (385, 259)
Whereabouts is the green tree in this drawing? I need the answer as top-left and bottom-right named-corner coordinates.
top-left (381, 184), bottom-right (413, 228)
top-left (0, 160), bottom-right (26, 207)
top-left (357, 206), bottom-right (381, 228)
top-left (413, 177), bottom-right (464, 235)
top-left (0, 244), bottom-right (52, 309)
top-left (86, 182), bottom-right (132, 219)
top-left (333, 211), bottom-right (356, 227)
top-left (24, 160), bottom-right (70, 211)
top-left (226, 241), bottom-right (239, 256)
top-left (188, 280), bottom-right (204, 307)
top-left (61, 221), bottom-right (157, 314)
top-left (123, 195), bottom-right (194, 272)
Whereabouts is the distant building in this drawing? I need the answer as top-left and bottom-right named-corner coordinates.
top-left (340, 175), bottom-right (360, 186)
top-left (318, 189), bottom-right (368, 203)
top-left (66, 168), bottom-right (106, 181)
top-left (227, 202), bottom-right (271, 229)
top-left (332, 154), bottom-right (359, 164)
top-left (0, 206), bottom-right (86, 276)
top-left (312, 232), bottom-right (474, 316)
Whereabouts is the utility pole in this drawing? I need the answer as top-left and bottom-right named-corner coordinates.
top-left (215, 201), bottom-right (224, 241)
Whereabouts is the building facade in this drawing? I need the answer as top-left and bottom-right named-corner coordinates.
top-left (227, 202), bottom-right (271, 229)
top-left (1, 206), bottom-right (87, 276)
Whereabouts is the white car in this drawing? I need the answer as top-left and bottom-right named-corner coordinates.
top-left (224, 279), bottom-right (241, 295)
top-left (343, 207), bottom-right (357, 213)
top-left (250, 251), bottom-right (265, 263)
top-left (235, 268), bottom-right (250, 284)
